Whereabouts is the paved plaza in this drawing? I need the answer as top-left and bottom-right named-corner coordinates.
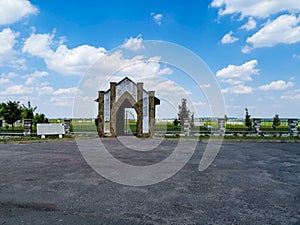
top-left (0, 138), bottom-right (299, 224)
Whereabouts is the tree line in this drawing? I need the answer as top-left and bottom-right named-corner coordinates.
top-left (0, 101), bottom-right (48, 130)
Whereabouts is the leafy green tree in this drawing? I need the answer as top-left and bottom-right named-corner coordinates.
top-left (22, 101), bottom-right (37, 119)
top-left (33, 113), bottom-right (49, 126)
top-left (272, 114), bottom-right (281, 129)
top-left (178, 98), bottom-right (190, 125)
top-left (0, 102), bottom-right (5, 116)
top-left (245, 108), bottom-right (252, 130)
top-left (0, 101), bottom-right (23, 130)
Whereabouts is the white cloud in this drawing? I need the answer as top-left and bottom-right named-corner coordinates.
top-left (23, 32), bottom-right (107, 75)
top-left (23, 33), bottom-right (53, 58)
top-left (0, 84), bottom-right (32, 95)
top-left (5, 72), bottom-right (19, 79)
top-left (23, 32), bottom-right (174, 82)
top-left (11, 58), bottom-right (27, 70)
top-left (50, 87), bottom-right (78, 107)
top-left (151, 13), bottom-right (163, 25)
top-left (35, 86), bottom-right (53, 95)
top-left (0, 77), bottom-right (9, 85)
top-left (192, 101), bottom-right (206, 107)
top-left (0, 0), bottom-right (38, 25)
top-left (211, 0), bottom-right (300, 18)
top-left (241, 17), bottom-right (257, 30)
top-left (122, 34), bottom-right (144, 51)
top-left (259, 80), bottom-right (295, 91)
top-left (283, 95), bottom-right (300, 100)
top-left (216, 59), bottom-right (259, 84)
top-left (48, 45), bottom-right (106, 75)
top-left (157, 67), bottom-right (173, 75)
top-left (153, 80), bottom-right (191, 96)
top-left (222, 84), bottom-right (253, 94)
top-left (200, 83), bottom-right (211, 89)
top-left (25, 71), bottom-right (48, 85)
top-left (121, 57), bottom-right (173, 78)
top-left (281, 89), bottom-right (300, 100)
top-left (0, 28), bottom-right (18, 54)
top-left (50, 96), bottom-right (74, 107)
top-left (53, 87), bottom-right (78, 95)
top-left (221, 31), bottom-right (238, 44)
top-left (0, 28), bottom-right (19, 64)
top-left (241, 45), bottom-right (252, 54)
top-left (246, 14), bottom-right (300, 49)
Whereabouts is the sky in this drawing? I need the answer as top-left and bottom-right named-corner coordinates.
top-left (0, 0), bottom-right (300, 119)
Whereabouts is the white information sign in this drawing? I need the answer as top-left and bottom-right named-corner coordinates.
top-left (37, 123), bottom-right (65, 138)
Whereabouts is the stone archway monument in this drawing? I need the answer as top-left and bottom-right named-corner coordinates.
top-left (95, 77), bottom-right (160, 137)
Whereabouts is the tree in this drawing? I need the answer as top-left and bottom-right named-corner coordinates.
top-left (0, 101), bottom-right (23, 130)
top-left (22, 101), bottom-right (37, 119)
top-left (33, 113), bottom-right (49, 126)
top-left (0, 103), bottom-right (5, 116)
top-left (173, 118), bottom-right (179, 127)
top-left (224, 114), bottom-right (228, 122)
top-left (272, 114), bottom-right (281, 129)
top-left (190, 112), bottom-right (195, 128)
top-left (178, 98), bottom-right (190, 125)
top-left (245, 108), bottom-right (252, 130)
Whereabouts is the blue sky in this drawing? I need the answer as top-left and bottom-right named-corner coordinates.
top-left (0, 0), bottom-right (300, 118)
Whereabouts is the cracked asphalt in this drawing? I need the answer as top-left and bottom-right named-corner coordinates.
top-left (0, 139), bottom-right (299, 225)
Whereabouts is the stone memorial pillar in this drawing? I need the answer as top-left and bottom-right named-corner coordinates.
top-left (288, 119), bottom-right (298, 137)
top-left (218, 118), bottom-right (226, 136)
top-left (64, 119), bottom-right (71, 134)
top-left (23, 119), bottom-right (32, 136)
top-left (183, 119), bottom-right (190, 136)
top-left (110, 82), bottom-right (116, 137)
top-left (149, 91), bottom-right (155, 137)
top-left (98, 91), bottom-right (105, 137)
top-left (253, 118), bottom-right (261, 134)
top-left (136, 82), bottom-right (143, 137)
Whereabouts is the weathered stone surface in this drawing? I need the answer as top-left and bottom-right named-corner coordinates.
top-left (96, 78), bottom-right (159, 138)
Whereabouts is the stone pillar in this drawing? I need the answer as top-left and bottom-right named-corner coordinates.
top-left (98, 91), bottom-right (105, 137)
top-left (253, 118), bottom-right (261, 134)
top-left (137, 82), bottom-right (143, 137)
top-left (149, 91), bottom-right (155, 137)
top-left (23, 119), bottom-right (32, 136)
top-left (110, 82), bottom-right (116, 137)
top-left (288, 119), bottom-right (298, 137)
top-left (64, 119), bottom-right (71, 134)
top-left (218, 118), bottom-right (226, 136)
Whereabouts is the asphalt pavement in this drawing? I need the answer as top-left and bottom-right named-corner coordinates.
top-left (0, 138), bottom-right (299, 224)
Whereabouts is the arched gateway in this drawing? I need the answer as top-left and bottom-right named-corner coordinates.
top-left (95, 77), bottom-right (160, 137)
